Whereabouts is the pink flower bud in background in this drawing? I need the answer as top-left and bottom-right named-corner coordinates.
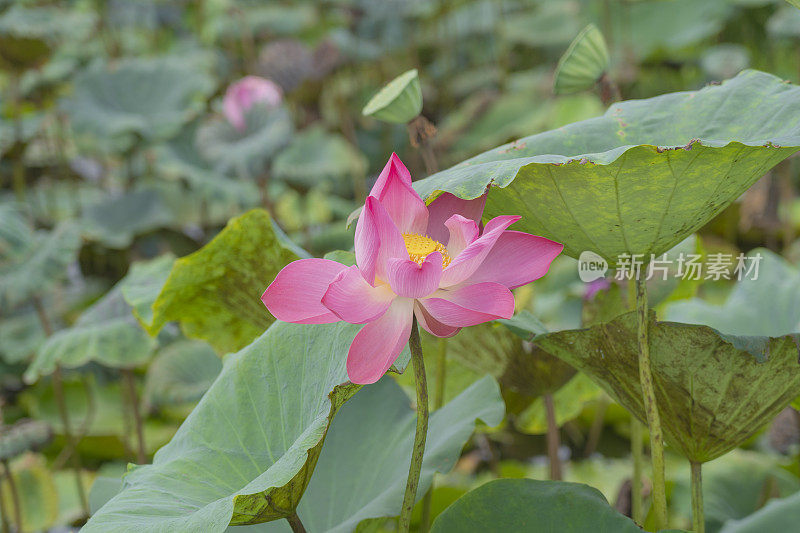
top-left (223, 76), bottom-right (283, 131)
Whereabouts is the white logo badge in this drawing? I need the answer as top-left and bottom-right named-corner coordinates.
top-left (578, 251), bottom-right (608, 282)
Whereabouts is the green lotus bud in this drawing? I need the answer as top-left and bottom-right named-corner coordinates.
top-left (553, 24), bottom-right (610, 95)
top-left (362, 69), bottom-right (423, 124)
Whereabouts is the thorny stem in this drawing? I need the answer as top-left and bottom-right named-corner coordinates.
top-left (399, 317), bottom-right (429, 533)
top-left (691, 461), bottom-right (704, 533)
top-left (32, 297), bottom-right (90, 517)
top-left (420, 338), bottom-right (448, 531)
top-left (631, 417), bottom-right (644, 524)
top-left (544, 393), bottom-right (562, 480)
top-left (635, 277), bottom-right (668, 529)
top-left (2, 460), bottom-right (22, 533)
top-left (123, 369), bottom-right (147, 464)
top-left (286, 512), bottom-right (307, 533)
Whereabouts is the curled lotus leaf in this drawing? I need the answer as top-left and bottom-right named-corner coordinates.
top-left (415, 70), bottom-right (800, 266)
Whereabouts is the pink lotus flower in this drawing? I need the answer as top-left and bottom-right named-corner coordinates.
top-left (262, 154), bottom-right (563, 384)
top-left (223, 76), bottom-right (283, 132)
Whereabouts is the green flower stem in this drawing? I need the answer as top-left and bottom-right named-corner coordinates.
top-left (0, 469), bottom-right (10, 533)
top-left (631, 417), bottom-right (644, 524)
top-left (2, 459), bottom-right (23, 533)
top-left (420, 338), bottom-right (448, 532)
top-left (122, 369), bottom-right (147, 464)
top-left (399, 317), bottom-right (429, 533)
top-left (32, 297), bottom-right (90, 517)
top-left (286, 512), bottom-right (307, 533)
top-left (635, 277), bottom-right (668, 529)
top-left (544, 393), bottom-right (562, 480)
top-left (691, 461), bottom-right (704, 533)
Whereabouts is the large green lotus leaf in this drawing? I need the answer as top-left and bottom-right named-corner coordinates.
top-left (718, 491), bottom-right (800, 533)
top-left (144, 340), bottom-right (222, 410)
top-left (0, 453), bottom-right (59, 532)
top-left (594, 0), bottom-right (735, 61)
top-left (446, 320), bottom-right (576, 398)
top-left (272, 126), bottom-right (367, 191)
top-left (430, 479), bottom-right (643, 533)
top-left (239, 376), bottom-right (503, 533)
top-left (141, 209), bottom-right (299, 354)
top-left (83, 321), bottom-right (362, 532)
top-left (0, 309), bottom-right (45, 364)
top-left (119, 254), bottom-right (176, 327)
top-left (80, 189), bottom-right (176, 249)
top-left (415, 70), bottom-right (800, 265)
top-left (64, 57), bottom-right (214, 152)
top-left (0, 202), bottom-right (34, 259)
top-left (0, 222), bottom-right (81, 308)
top-left (536, 311), bottom-right (800, 463)
top-left (665, 249), bottom-right (800, 337)
top-left (196, 104), bottom-right (294, 180)
top-left (24, 286), bottom-right (156, 383)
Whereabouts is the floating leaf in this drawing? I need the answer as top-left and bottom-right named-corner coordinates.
top-left (196, 104), bottom-right (294, 180)
top-left (430, 479), bottom-right (643, 532)
top-left (144, 340), bottom-right (222, 409)
top-left (141, 209), bottom-right (299, 354)
top-left (232, 376), bottom-right (503, 532)
top-left (272, 126), bottom-right (367, 191)
top-left (362, 69), bottom-right (422, 124)
top-left (553, 24), bottom-right (610, 95)
top-left (24, 286), bottom-right (156, 383)
top-left (83, 321), bottom-right (362, 532)
top-left (536, 311), bottom-right (800, 463)
top-left (0, 222), bottom-right (81, 308)
top-left (416, 70), bottom-right (800, 266)
top-left (64, 57), bottom-right (214, 152)
top-left (81, 189), bottom-right (176, 249)
top-left (665, 249), bottom-right (800, 337)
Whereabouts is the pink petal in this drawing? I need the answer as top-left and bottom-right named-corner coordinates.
top-left (354, 196), bottom-right (406, 285)
top-left (322, 266), bottom-right (395, 323)
top-left (439, 215), bottom-right (520, 288)
top-left (222, 98), bottom-right (246, 132)
top-left (262, 259), bottom-right (347, 324)
top-left (464, 231), bottom-right (564, 289)
top-left (425, 193), bottom-right (486, 244)
top-left (386, 252), bottom-right (443, 299)
top-left (414, 302), bottom-right (460, 338)
top-left (347, 297), bottom-right (414, 384)
top-left (369, 153), bottom-right (428, 234)
top-left (420, 282), bottom-right (515, 327)
top-left (444, 215), bottom-right (479, 258)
